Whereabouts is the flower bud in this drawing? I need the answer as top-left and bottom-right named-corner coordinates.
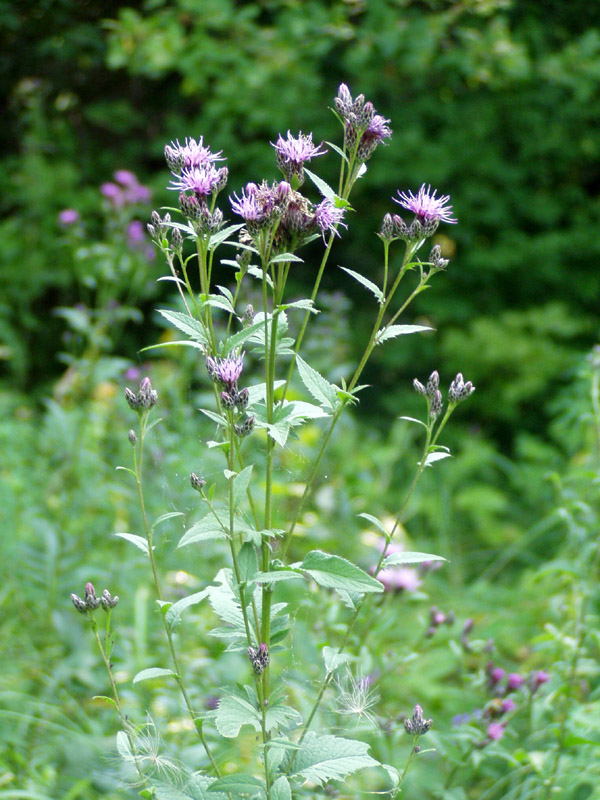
top-left (190, 473), bottom-right (207, 492)
top-left (234, 415), bottom-right (255, 438)
top-left (138, 377), bottom-right (158, 409)
top-left (430, 389), bottom-right (443, 420)
top-left (429, 244), bottom-right (449, 271)
top-left (101, 589), bottom-right (119, 610)
top-left (234, 387), bottom-right (249, 410)
top-left (125, 387), bottom-right (139, 411)
top-left (379, 213), bottom-right (396, 242)
top-left (413, 378), bottom-right (427, 396)
top-left (128, 429), bottom-right (138, 446)
top-left (426, 371), bottom-right (439, 397)
top-left (221, 391), bottom-right (235, 409)
top-left (404, 704), bottom-right (432, 736)
top-left (71, 593), bottom-right (87, 614)
top-left (171, 227), bottom-right (184, 253)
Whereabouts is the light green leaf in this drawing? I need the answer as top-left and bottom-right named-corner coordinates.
top-left (133, 667), bottom-right (176, 684)
top-left (200, 409), bottom-right (227, 427)
top-left (215, 692), bottom-right (261, 737)
top-left (202, 295), bottom-right (235, 315)
top-left (166, 589), bottom-right (210, 629)
top-left (114, 532), bottom-right (149, 554)
top-left (295, 355), bottom-right (337, 410)
top-left (207, 223), bottom-right (244, 250)
top-left (265, 703), bottom-right (302, 734)
top-left (177, 515), bottom-right (229, 547)
top-left (277, 299), bottom-right (316, 313)
top-left (237, 542), bottom-right (259, 584)
top-left (208, 774), bottom-right (265, 797)
top-left (422, 451), bottom-right (452, 467)
top-left (322, 646), bottom-right (352, 673)
top-left (297, 551), bottom-right (383, 594)
top-left (325, 141), bottom-right (349, 164)
top-left (270, 776), bottom-right (291, 800)
top-left (233, 465), bottom-right (253, 509)
top-left (305, 167), bottom-right (337, 201)
top-left (153, 511), bottom-right (184, 530)
top-left (375, 324), bottom-right (433, 345)
top-left (223, 320), bottom-right (265, 354)
top-left (157, 309), bottom-right (208, 345)
top-left (399, 415), bottom-right (428, 428)
top-left (382, 552), bottom-right (447, 568)
top-left (286, 400), bottom-right (330, 421)
top-left (358, 512), bottom-right (388, 536)
top-left (339, 266), bottom-right (384, 305)
top-left (116, 730), bottom-right (133, 761)
top-left (287, 732), bottom-right (379, 784)
top-left (269, 252), bottom-right (304, 264)
top-left (252, 569), bottom-right (304, 584)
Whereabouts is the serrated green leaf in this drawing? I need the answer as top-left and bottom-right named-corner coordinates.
top-left (358, 512), bottom-right (388, 536)
top-left (277, 299), bottom-right (316, 313)
top-left (270, 776), bottom-right (291, 800)
top-left (294, 355), bottom-right (337, 409)
top-left (247, 264), bottom-right (274, 288)
top-left (166, 589), bottom-right (210, 629)
top-left (157, 309), bottom-right (208, 345)
top-left (325, 141), bottom-right (349, 164)
top-left (339, 267), bottom-right (384, 305)
top-left (233, 465), bottom-right (253, 509)
top-left (252, 569), bottom-right (304, 584)
top-left (298, 550), bottom-right (383, 595)
top-left (322, 646), bottom-right (352, 673)
top-left (223, 320), bottom-right (265, 354)
top-left (206, 569), bottom-right (247, 635)
top-left (215, 691), bottom-right (261, 737)
top-left (382, 552), bottom-right (447, 568)
top-left (202, 295), bottom-right (235, 315)
top-left (286, 732), bottom-right (379, 784)
top-left (237, 542), bottom-right (259, 584)
top-left (375, 324), bottom-right (433, 345)
top-left (206, 223), bottom-right (244, 250)
top-left (305, 167), bottom-right (337, 201)
top-left (133, 667), bottom-right (176, 684)
top-left (269, 252), bottom-right (304, 264)
top-left (208, 774), bottom-right (265, 796)
top-left (177, 514), bottom-right (229, 547)
top-left (114, 532), bottom-right (149, 554)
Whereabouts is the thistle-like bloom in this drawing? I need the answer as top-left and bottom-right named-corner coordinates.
top-left (59, 208), bottom-right (80, 225)
top-left (165, 137), bottom-right (224, 173)
top-left (486, 722), bottom-right (505, 741)
top-left (314, 199), bottom-right (346, 237)
top-left (169, 164), bottom-right (227, 197)
top-left (394, 184), bottom-right (457, 225)
top-left (229, 185), bottom-right (266, 224)
top-left (206, 354), bottom-right (244, 390)
top-left (273, 131), bottom-right (327, 168)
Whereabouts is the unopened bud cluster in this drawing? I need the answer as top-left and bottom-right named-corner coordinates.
top-left (125, 377), bottom-right (158, 413)
top-left (71, 582), bottom-right (119, 614)
top-left (404, 704), bottom-right (432, 736)
top-left (248, 643), bottom-right (270, 675)
top-left (190, 473), bottom-right (207, 492)
top-left (425, 606), bottom-right (455, 638)
top-left (413, 370), bottom-right (475, 421)
top-left (334, 84), bottom-right (392, 163)
top-left (206, 353), bottom-right (255, 438)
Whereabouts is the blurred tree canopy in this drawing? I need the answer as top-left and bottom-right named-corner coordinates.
top-left (2, 0), bottom-right (600, 450)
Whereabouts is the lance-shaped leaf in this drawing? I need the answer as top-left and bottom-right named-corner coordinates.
top-left (166, 589), bottom-right (210, 629)
top-left (382, 551), bottom-right (447, 568)
top-left (208, 775), bottom-right (265, 797)
top-left (295, 355), bottom-right (337, 410)
top-left (133, 667), bottom-right (176, 684)
top-left (339, 266), bottom-right (384, 305)
top-left (375, 324), bottom-right (433, 345)
top-left (157, 309), bottom-right (208, 345)
top-left (296, 551), bottom-right (383, 595)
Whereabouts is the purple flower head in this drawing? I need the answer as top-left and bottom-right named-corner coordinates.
top-left (114, 169), bottom-right (138, 187)
top-left (507, 673), bottom-right (524, 691)
top-left (356, 114), bottom-right (392, 161)
top-left (101, 182), bottom-right (124, 206)
top-left (124, 183), bottom-right (152, 204)
top-left (206, 354), bottom-right (244, 390)
top-left (127, 220), bottom-right (146, 246)
top-left (531, 670), bottom-right (550, 692)
top-left (394, 184), bottom-right (457, 225)
top-left (169, 165), bottom-right (225, 197)
top-left (273, 131), bottom-right (327, 167)
top-left (59, 208), bottom-right (80, 225)
top-left (501, 698), bottom-right (517, 714)
top-left (487, 722), bottom-right (505, 741)
top-left (165, 137), bottom-right (224, 173)
top-left (490, 667), bottom-right (505, 686)
top-left (314, 199), bottom-right (347, 238)
top-left (230, 184), bottom-right (266, 224)
top-left (378, 566), bottom-right (421, 593)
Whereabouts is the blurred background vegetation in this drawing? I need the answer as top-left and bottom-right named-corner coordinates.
top-left (2, 1), bottom-right (600, 798)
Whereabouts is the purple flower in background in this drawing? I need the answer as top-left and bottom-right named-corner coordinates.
top-left (127, 220), bottom-right (146, 245)
top-left (501, 698), bottom-right (517, 714)
top-left (124, 182), bottom-right (152, 204)
top-left (487, 722), bottom-right (505, 741)
top-left (489, 667), bottom-right (505, 686)
top-left (59, 208), bottom-right (80, 225)
top-left (394, 184), bottom-right (457, 225)
top-left (314, 199), bottom-right (346, 237)
top-left (101, 182), bottom-right (123, 205)
top-left (114, 169), bottom-right (138, 187)
top-left (531, 670), bottom-right (550, 693)
top-left (272, 131), bottom-right (327, 167)
top-left (506, 673), bottom-right (524, 691)
top-left (378, 566), bottom-right (421, 593)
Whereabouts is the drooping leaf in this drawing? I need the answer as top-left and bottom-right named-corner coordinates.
top-left (132, 667), bottom-right (176, 684)
top-left (422, 451), bottom-right (452, 467)
top-left (382, 551), bottom-right (447, 568)
top-left (153, 511), bottom-right (185, 530)
top-left (286, 732), bottom-right (379, 784)
top-left (270, 776), bottom-right (291, 800)
top-left (357, 512), bottom-right (388, 536)
top-left (237, 542), bottom-right (259, 584)
top-left (222, 320), bottom-right (265, 354)
top-left (215, 691), bottom-right (261, 737)
top-left (177, 514), bottom-right (229, 547)
top-left (398, 415), bottom-right (428, 428)
top-left (375, 324), bottom-right (433, 345)
top-left (322, 646), bottom-right (352, 673)
top-left (297, 550), bottom-right (383, 595)
top-left (166, 589), bottom-right (210, 629)
top-left (114, 532), bottom-right (149, 554)
top-left (233, 465), bottom-right (253, 509)
top-left (339, 266), bottom-right (384, 305)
